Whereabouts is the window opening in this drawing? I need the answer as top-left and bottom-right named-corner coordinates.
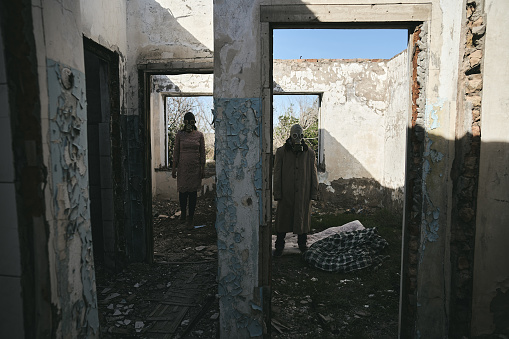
top-left (165, 95), bottom-right (214, 168)
top-left (273, 94), bottom-right (321, 168)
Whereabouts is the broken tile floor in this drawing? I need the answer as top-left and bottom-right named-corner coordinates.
top-left (96, 193), bottom-right (219, 338)
top-left (96, 194), bottom-right (401, 338)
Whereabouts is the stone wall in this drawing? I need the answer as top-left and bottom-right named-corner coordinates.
top-left (450, 0), bottom-right (485, 335)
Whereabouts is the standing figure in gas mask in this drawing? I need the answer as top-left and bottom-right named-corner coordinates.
top-left (172, 112), bottom-right (206, 228)
top-left (273, 124), bottom-right (318, 256)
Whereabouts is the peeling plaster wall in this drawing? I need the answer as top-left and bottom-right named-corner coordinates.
top-left (273, 54), bottom-right (408, 209)
top-left (216, 0), bottom-right (487, 338)
top-left (29, 0), bottom-right (131, 335)
top-left (472, 0), bottom-right (509, 335)
top-left (214, 1), bottom-right (265, 337)
top-left (46, 60), bottom-right (98, 337)
top-left (214, 98), bottom-right (264, 338)
top-left (127, 0), bottom-right (212, 64)
top-left (33, 0), bottom-right (100, 336)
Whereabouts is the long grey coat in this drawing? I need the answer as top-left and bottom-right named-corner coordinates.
top-left (273, 140), bottom-right (318, 234)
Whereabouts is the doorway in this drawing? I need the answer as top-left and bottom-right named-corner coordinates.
top-left (84, 37), bottom-right (121, 270)
top-left (269, 28), bottom-right (409, 337)
top-left (259, 5), bottom-right (431, 332)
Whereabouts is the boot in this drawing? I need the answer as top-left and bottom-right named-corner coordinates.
top-left (298, 233), bottom-right (308, 252)
top-left (274, 232), bottom-right (286, 257)
top-left (186, 216), bottom-right (194, 228)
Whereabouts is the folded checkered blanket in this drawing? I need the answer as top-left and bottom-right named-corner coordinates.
top-left (303, 227), bottom-right (389, 273)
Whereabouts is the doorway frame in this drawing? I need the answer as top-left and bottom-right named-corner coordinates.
top-left (83, 36), bottom-right (122, 269)
top-left (138, 61), bottom-right (214, 264)
top-left (259, 3), bottom-right (431, 337)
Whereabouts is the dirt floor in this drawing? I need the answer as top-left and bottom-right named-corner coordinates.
top-left (96, 193), bottom-right (402, 338)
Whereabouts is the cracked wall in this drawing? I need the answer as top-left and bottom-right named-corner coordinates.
top-left (215, 98), bottom-right (264, 337)
top-left (46, 60), bottom-right (99, 337)
top-left (25, 0), bottom-right (131, 335)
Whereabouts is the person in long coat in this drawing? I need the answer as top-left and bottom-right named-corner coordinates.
top-left (172, 112), bottom-right (206, 227)
top-left (273, 124), bottom-right (318, 256)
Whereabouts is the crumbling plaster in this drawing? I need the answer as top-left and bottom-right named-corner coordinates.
top-left (215, 0), bottom-right (476, 337)
top-left (6, 0), bottom-right (506, 337)
top-left (214, 97), bottom-right (264, 337)
top-left (28, 0), bottom-right (133, 336)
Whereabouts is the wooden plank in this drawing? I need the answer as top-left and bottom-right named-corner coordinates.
top-left (165, 306), bottom-right (189, 334)
top-left (185, 273), bottom-right (197, 284)
top-left (159, 259), bottom-right (216, 265)
top-left (260, 4), bottom-right (431, 23)
top-left (149, 304), bottom-right (162, 317)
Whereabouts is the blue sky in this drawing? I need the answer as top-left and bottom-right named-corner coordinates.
top-left (273, 29), bottom-right (408, 60)
top-left (194, 29), bottom-right (410, 130)
top-left (273, 29), bottom-right (408, 125)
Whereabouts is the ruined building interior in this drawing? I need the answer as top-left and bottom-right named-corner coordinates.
top-left (1, 0), bottom-right (508, 338)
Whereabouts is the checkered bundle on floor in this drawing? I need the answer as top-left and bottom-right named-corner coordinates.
top-left (303, 227), bottom-right (389, 273)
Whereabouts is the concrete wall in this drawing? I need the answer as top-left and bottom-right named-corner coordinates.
top-left (273, 53), bottom-right (408, 210)
top-left (472, 0), bottom-right (509, 335)
top-left (126, 0), bottom-right (213, 116)
top-left (384, 52), bottom-right (409, 207)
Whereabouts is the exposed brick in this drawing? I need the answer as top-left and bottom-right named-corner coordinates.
top-left (467, 78), bottom-right (482, 92)
top-left (410, 277), bottom-right (417, 290)
top-left (472, 25), bottom-right (485, 37)
top-left (409, 238), bottom-right (419, 251)
top-left (469, 49), bottom-right (483, 67)
top-left (472, 16), bottom-right (484, 27)
top-left (409, 252), bottom-right (418, 265)
top-left (466, 95), bottom-right (482, 107)
top-left (464, 156), bottom-right (477, 168)
top-left (472, 124), bottom-right (481, 137)
top-left (459, 207), bottom-right (475, 222)
top-left (472, 109), bottom-right (480, 122)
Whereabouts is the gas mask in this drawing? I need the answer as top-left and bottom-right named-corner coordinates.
top-left (184, 119), bottom-right (196, 132)
top-left (290, 124), bottom-right (304, 152)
